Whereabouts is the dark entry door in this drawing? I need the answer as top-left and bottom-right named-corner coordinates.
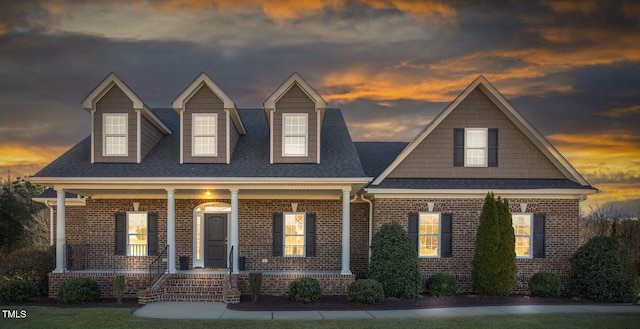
top-left (204, 214), bottom-right (227, 268)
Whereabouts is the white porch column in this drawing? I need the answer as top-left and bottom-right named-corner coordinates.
top-left (54, 189), bottom-right (66, 273)
top-left (230, 189), bottom-right (239, 274)
top-left (341, 188), bottom-right (352, 275)
top-left (166, 189), bottom-right (176, 274)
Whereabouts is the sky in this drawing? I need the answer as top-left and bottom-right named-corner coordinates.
top-left (0, 0), bottom-right (639, 215)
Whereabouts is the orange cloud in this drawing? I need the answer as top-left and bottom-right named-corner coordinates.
top-left (0, 144), bottom-right (68, 175)
top-left (543, 0), bottom-right (599, 14)
top-left (598, 105), bottom-right (640, 118)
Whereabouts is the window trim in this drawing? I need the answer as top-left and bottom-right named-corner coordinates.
top-left (282, 113), bottom-right (308, 157)
top-left (126, 211), bottom-right (148, 257)
top-left (192, 113), bottom-right (218, 157)
top-left (512, 213), bottom-right (533, 259)
top-left (103, 113), bottom-right (128, 156)
top-left (283, 212), bottom-right (306, 257)
top-left (464, 128), bottom-right (488, 167)
top-left (418, 212), bottom-right (441, 258)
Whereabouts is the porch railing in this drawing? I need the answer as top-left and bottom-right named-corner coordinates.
top-left (64, 243), bottom-right (158, 272)
top-left (237, 244), bottom-right (342, 272)
top-left (148, 245), bottom-right (168, 288)
top-left (228, 245), bottom-right (234, 290)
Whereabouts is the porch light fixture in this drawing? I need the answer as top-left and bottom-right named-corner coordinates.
top-left (520, 203), bottom-right (527, 213)
top-left (133, 202), bottom-right (140, 212)
top-left (291, 202), bottom-right (298, 212)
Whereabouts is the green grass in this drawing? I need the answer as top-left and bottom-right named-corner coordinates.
top-left (1, 307), bottom-right (638, 329)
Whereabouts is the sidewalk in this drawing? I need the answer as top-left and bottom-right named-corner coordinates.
top-left (133, 301), bottom-right (640, 320)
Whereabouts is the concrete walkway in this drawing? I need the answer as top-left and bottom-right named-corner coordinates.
top-left (133, 301), bottom-right (640, 320)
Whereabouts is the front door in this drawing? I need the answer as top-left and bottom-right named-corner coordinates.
top-left (204, 214), bottom-right (227, 268)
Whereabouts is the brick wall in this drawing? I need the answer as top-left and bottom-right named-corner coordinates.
top-left (373, 197), bottom-right (580, 294)
top-left (48, 272), bottom-right (150, 299)
top-left (237, 273), bottom-right (355, 296)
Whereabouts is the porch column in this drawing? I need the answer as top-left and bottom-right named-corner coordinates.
top-left (166, 189), bottom-right (176, 274)
top-left (54, 188), bottom-right (66, 273)
top-left (230, 189), bottom-right (239, 274)
top-left (341, 188), bottom-right (352, 275)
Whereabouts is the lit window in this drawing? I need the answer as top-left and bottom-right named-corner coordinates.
top-left (512, 214), bottom-right (532, 258)
top-left (104, 114), bottom-right (128, 156)
top-left (283, 114), bottom-right (307, 156)
top-left (419, 213), bottom-right (440, 257)
top-left (127, 212), bottom-right (147, 256)
top-left (284, 213), bottom-right (305, 257)
top-left (465, 128), bottom-right (487, 167)
top-left (193, 114), bottom-right (217, 156)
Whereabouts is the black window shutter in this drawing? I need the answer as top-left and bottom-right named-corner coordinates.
top-left (305, 213), bottom-right (316, 257)
top-left (408, 212), bottom-right (419, 253)
top-left (441, 213), bottom-right (453, 257)
top-left (115, 213), bottom-right (126, 255)
top-left (272, 213), bottom-right (283, 257)
top-left (147, 213), bottom-right (158, 256)
top-left (533, 213), bottom-right (546, 258)
top-left (453, 128), bottom-right (465, 166)
top-left (488, 128), bottom-right (498, 167)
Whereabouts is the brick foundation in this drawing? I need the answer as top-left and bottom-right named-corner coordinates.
top-left (48, 272), bottom-right (150, 299)
top-left (237, 272), bottom-right (355, 296)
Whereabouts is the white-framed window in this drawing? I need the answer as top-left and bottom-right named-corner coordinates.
top-left (512, 213), bottom-right (532, 258)
top-left (283, 113), bottom-right (308, 156)
top-left (192, 113), bottom-right (217, 156)
top-left (465, 128), bottom-right (487, 167)
top-left (127, 212), bottom-right (148, 256)
top-left (103, 114), bottom-right (128, 156)
top-left (419, 213), bottom-right (441, 257)
top-left (284, 212), bottom-right (305, 257)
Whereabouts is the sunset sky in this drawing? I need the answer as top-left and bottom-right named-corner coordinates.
top-left (1, 0), bottom-right (639, 215)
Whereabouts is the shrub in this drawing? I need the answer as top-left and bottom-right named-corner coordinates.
top-left (114, 275), bottom-right (125, 304)
top-left (249, 272), bottom-right (262, 302)
top-left (57, 278), bottom-right (100, 304)
top-left (426, 273), bottom-right (457, 297)
top-left (287, 277), bottom-right (321, 303)
top-left (369, 221), bottom-right (421, 299)
top-left (570, 236), bottom-right (640, 302)
top-left (0, 248), bottom-right (55, 295)
top-left (348, 279), bottom-right (385, 305)
top-left (529, 272), bottom-right (560, 298)
top-left (0, 279), bottom-right (39, 303)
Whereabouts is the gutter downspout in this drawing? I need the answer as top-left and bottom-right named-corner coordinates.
top-left (359, 194), bottom-right (373, 260)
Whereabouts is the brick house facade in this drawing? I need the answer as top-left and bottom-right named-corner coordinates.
top-left (32, 73), bottom-right (595, 303)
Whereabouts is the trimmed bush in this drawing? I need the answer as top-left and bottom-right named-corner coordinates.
top-left (0, 279), bottom-right (39, 303)
top-left (348, 279), bottom-right (385, 305)
top-left (249, 272), bottom-right (262, 302)
top-left (0, 248), bottom-right (55, 295)
top-left (114, 275), bottom-right (125, 304)
top-left (426, 273), bottom-right (457, 297)
top-left (529, 272), bottom-right (560, 298)
top-left (287, 277), bottom-right (321, 303)
top-left (570, 236), bottom-right (640, 302)
top-left (57, 278), bottom-right (100, 304)
top-left (369, 221), bottom-right (421, 299)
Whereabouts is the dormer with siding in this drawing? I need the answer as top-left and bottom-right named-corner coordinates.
top-left (264, 73), bottom-right (327, 164)
top-left (172, 73), bottom-right (245, 164)
top-left (82, 73), bottom-right (171, 164)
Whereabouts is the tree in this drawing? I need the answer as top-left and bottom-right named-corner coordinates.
top-left (0, 178), bottom-right (46, 254)
top-left (472, 192), bottom-right (516, 296)
top-left (369, 221), bottom-right (421, 299)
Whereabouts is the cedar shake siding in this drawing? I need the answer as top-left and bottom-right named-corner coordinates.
top-left (273, 83), bottom-right (318, 163)
top-left (93, 85), bottom-right (137, 163)
top-left (182, 85), bottom-right (227, 163)
top-left (388, 86), bottom-right (566, 180)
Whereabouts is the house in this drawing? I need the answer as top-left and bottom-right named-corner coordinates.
top-left (31, 72), bottom-right (596, 303)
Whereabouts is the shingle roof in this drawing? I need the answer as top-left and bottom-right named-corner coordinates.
top-left (354, 142), bottom-right (407, 178)
top-left (371, 178), bottom-right (594, 190)
top-left (34, 108), bottom-right (367, 178)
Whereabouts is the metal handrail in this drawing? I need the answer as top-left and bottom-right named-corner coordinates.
top-left (228, 245), bottom-right (234, 290)
top-left (148, 245), bottom-right (168, 289)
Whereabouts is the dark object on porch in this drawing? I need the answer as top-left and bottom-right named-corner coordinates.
top-left (238, 256), bottom-right (246, 271)
top-left (179, 256), bottom-right (189, 271)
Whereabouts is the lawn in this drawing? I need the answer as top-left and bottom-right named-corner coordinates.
top-left (1, 307), bottom-right (638, 329)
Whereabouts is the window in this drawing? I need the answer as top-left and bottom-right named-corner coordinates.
top-left (283, 114), bottom-right (307, 156)
top-left (454, 128), bottom-right (498, 167)
top-left (512, 214), bottom-right (532, 258)
top-left (465, 128), bottom-right (487, 167)
top-left (127, 212), bottom-right (148, 256)
top-left (284, 213), bottom-right (305, 257)
top-left (419, 213), bottom-right (440, 257)
top-left (192, 114), bottom-right (217, 156)
top-left (103, 114), bottom-right (128, 156)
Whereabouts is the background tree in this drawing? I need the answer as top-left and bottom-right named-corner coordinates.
top-left (0, 178), bottom-right (46, 254)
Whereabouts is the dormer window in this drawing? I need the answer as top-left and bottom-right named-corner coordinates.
top-left (103, 113), bottom-right (128, 156)
top-left (283, 113), bottom-right (308, 156)
top-left (192, 113), bottom-right (217, 156)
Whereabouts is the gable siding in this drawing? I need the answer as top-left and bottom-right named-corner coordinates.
top-left (183, 85), bottom-right (227, 164)
top-left (388, 87), bottom-right (565, 179)
top-left (229, 119), bottom-right (240, 160)
top-left (140, 115), bottom-right (163, 160)
top-left (273, 83), bottom-right (317, 163)
top-left (94, 85), bottom-right (137, 163)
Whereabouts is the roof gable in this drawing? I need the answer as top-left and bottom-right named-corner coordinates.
top-left (264, 72), bottom-right (327, 110)
top-left (371, 75), bottom-right (591, 186)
